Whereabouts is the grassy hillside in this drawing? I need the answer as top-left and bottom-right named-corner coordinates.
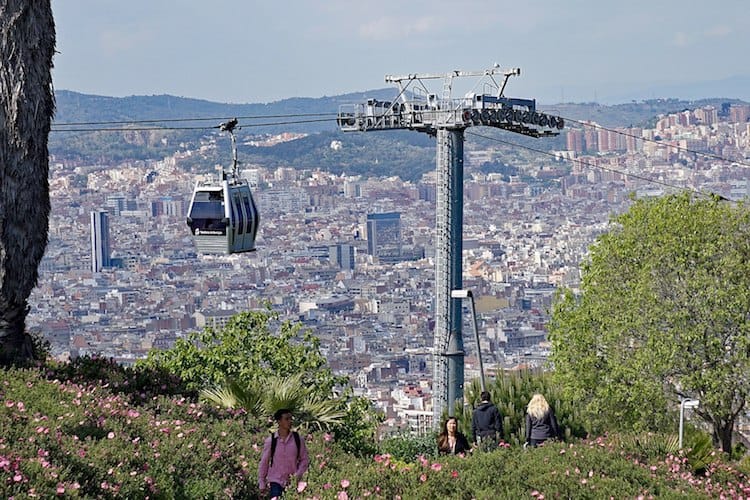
top-left (2, 360), bottom-right (749, 499)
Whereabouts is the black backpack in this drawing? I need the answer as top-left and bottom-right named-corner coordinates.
top-left (269, 431), bottom-right (300, 467)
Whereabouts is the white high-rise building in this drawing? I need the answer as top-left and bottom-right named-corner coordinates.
top-left (90, 210), bottom-right (111, 272)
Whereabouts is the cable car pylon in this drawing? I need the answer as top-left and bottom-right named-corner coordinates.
top-left (337, 65), bottom-right (564, 426)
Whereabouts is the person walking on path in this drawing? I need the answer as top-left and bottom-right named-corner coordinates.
top-left (258, 408), bottom-right (309, 498)
top-left (524, 393), bottom-right (561, 448)
top-left (472, 391), bottom-right (503, 447)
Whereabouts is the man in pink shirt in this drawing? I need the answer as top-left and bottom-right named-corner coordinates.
top-left (258, 408), bottom-right (309, 498)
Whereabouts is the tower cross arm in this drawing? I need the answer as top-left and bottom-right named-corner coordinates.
top-left (385, 67), bottom-right (519, 83)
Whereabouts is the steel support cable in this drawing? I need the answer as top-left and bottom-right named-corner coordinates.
top-left (51, 117), bottom-right (336, 133)
top-left (52, 112), bottom-right (338, 127)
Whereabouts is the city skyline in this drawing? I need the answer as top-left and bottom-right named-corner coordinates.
top-left (51, 1), bottom-right (750, 105)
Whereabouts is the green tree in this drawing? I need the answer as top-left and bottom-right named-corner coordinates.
top-left (140, 309), bottom-right (344, 395)
top-left (549, 193), bottom-right (750, 452)
top-left (0, 0), bottom-right (55, 364)
top-left (141, 309), bottom-right (382, 454)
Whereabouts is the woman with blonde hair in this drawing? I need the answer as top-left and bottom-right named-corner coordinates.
top-left (524, 394), bottom-right (560, 448)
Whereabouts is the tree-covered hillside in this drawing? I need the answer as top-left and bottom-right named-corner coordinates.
top-left (50, 90), bottom-right (747, 182)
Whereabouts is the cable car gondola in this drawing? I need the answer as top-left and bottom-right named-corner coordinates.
top-left (186, 119), bottom-right (259, 254)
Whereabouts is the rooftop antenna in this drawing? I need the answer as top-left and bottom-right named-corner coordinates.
top-left (337, 64), bottom-right (564, 426)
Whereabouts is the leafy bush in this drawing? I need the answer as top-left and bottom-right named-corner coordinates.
top-left (683, 428), bottom-right (717, 475)
top-left (45, 355), bottom-right (195, 403)
top-left (139, 309), bottom-right (345, 396)
top-left (1, 367), bottom-right (263, 498)
top-left (464, 369), bottom-right (589, 444)
top-left (612, 432), bottom-right (680, 462)
top-left (379, 433), bottom-right (438, 461)
top-left (332, 395), bottom-right (383, 457)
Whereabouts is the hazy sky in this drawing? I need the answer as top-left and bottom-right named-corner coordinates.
top-left (52, 1), bottom-right (750, 105)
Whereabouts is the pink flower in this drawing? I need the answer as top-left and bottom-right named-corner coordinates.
top-left (324, 433), bottom-right (333, 442)
top-left (338, 492), bottom-right (348, 500)
top-left (107, 432), bottom-right (115, 439)
top-left (531, 490), bottom-right (540, 497)
top-left (297, 481), bottom-right (307, 493)
top-left (340, 479), bottom-right (350, 488)
top-left (420, 473), bottom-right (427, 482)
top-left (431, 462), bottom-right (442, 471)
top-left (323, 483), bottom-right (332, 490)
top-left (56, 485), bottom-right (65, 494)
top-left (451, 470), bottom-right (459, 478)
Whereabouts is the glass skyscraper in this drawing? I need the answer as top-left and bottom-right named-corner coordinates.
top-left (90, 210), bottom-right (111, 272)
top-left (366, 212), bottom-right (401, 263)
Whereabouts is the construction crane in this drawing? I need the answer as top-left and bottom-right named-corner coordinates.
top-left (337, 65), bottom-right (563, 426)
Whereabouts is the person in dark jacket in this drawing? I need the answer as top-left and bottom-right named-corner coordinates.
top-left (524, 394), bottom-right (560, 447)
top-left (472, 391), bottom-right (503, 445)
top-left (437, 417), bottom-right (471, 455)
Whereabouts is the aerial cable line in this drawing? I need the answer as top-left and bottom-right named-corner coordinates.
top-left (51, 117), bottom-right (337, 133)
top-left (466, 130), bottom-right (725, 201)
top-left (51, 112), bottom-right (337, 127)
top-left (52, 125), bottom-right (217, 132)
top-left (560, 115), bottom-right (750, 170)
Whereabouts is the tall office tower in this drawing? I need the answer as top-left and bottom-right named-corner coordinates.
top-left (366, 212), bottom-right (402, 263)
top-left (332, 243), bottom-right (355, 270)
top-left (90, 210), bottom-right (111, 272)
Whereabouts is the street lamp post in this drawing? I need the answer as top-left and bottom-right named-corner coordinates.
top-left (679, 398), bottom-right (700, 449)
top-left (451, 289), bottom-right (486, 393)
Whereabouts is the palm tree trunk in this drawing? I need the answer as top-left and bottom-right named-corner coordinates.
top-left (0, 0), bottom-right (55, 364)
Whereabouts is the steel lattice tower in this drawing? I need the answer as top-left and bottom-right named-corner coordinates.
top-left (337, 66), bottom-right (564, 425)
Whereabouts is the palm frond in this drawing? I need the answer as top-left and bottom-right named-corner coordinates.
top-left (200, 385), bottom-right (240, 408)
top-left (200, 377), bottom-right (262, 414)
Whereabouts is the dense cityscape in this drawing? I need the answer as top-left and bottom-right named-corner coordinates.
top-left (31, 102), bottom-right (750, 433)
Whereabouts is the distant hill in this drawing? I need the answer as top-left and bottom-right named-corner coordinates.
top-left (54, 89), bottom-right (400, 133)
top-left (50, 90), bottom-right (747, 182)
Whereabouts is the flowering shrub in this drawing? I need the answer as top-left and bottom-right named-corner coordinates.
top-left (1, 367), bottom-right (263, 498)
top-left (2, 365), bottom-right (750, 499)
top-left (379, 433), bottom-right (437, 461)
